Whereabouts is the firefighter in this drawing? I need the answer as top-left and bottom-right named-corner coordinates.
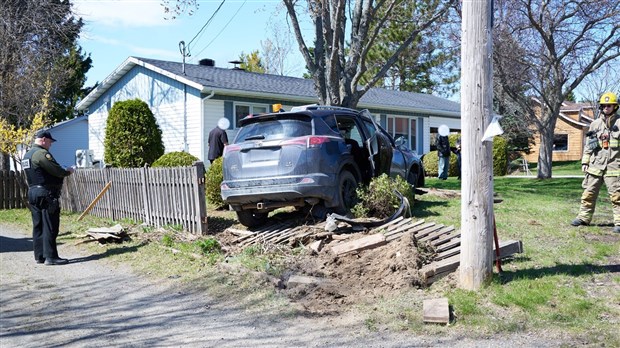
top-left (22, 129), bottom-right (75, 265)
top-left (571, 92), bottom-right (620, 233)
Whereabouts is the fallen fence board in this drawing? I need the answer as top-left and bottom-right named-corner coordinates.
top-left (331, 233), bottom-right (387, 256)
top-left (423, 298), bottom-right (450, 324)
top-left (421, 240), bottom-right (523, 284)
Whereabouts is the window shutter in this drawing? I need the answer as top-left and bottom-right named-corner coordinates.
top-left (224, 101), bottom-right (233, 128)
top-left (417, 118), bottom-right (424, 152)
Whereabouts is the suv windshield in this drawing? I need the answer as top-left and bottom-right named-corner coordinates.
top-left (234, 117), bottom-right (312, 143)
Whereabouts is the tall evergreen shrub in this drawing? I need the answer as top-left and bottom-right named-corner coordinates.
top-left (104, 99), bottom-right (164, 167)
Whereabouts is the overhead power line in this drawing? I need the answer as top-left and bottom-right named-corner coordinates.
top-left (186, 0), bottom-right (227, 54)
top-left (191, 0), bottom-right (247, 60)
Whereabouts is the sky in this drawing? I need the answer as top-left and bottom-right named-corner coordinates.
top-left (73, 0), bottom-right (306, 87)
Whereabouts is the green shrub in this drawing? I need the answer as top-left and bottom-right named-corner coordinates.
top-left (493, 136), bottom-right (509, 176)
top-left (423, 134), bottom-right (460, 178)
top-left (352, 174), bottom-right (414, 219)
top-left (422, 134), bottom-right (508, 177)
top-left (104, 99), bottom-right (164, 168)
top-left (194, 238), bottom-right (221, 255)
top-left (152, 151), bottom-right (199, 167)
top-left (206, 157), bottom-right (225, 209)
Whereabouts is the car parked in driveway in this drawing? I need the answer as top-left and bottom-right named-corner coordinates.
top-left (220, 105), bottom-right (425, 227)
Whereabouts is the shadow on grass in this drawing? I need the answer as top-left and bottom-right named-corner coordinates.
top-left (69, 243), bottom-right (146, 264)
top-left (411, 199), bottom-right (450, 218)
top-left (497, 262), bottom-right (620, 284)
top-left (207, 216), bottom-right (237, 234)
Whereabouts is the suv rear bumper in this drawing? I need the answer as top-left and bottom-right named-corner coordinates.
top-left (221, 173), bottom-right (338, 209)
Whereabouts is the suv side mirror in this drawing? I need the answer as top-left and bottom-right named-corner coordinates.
top-left (395, 136), bottom-right (406, 147)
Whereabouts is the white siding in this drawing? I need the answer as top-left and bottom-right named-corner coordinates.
top-left (203, 99), bottom-right (225, 163)
top-left (87, 66), bottom-right (204, 164)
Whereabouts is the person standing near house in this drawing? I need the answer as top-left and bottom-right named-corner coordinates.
top-left (22, 129), bottom-right (75, 265)
top-left (571, 92), bottom-right (620, 233)
top-left (436, 126), bottom-right (451, 180)
top-left (208, 118), bottom-right (230, 163)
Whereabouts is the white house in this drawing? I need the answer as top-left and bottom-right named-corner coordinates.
top-left (47, 116), bottom-right (89, 168)
top-left (76, 57), bottom-right (461, 165)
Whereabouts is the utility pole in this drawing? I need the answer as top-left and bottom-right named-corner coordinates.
top-left (459, 0), bottom-right (495, 290)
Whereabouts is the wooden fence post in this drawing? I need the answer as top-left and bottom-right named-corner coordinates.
top-left (193, 161), bottom-right (208, 235)
top-left (141, 165), bottom-right (151, 225)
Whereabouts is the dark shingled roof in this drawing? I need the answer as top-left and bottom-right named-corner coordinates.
top-left (138, 57), bottom-right (460, 114)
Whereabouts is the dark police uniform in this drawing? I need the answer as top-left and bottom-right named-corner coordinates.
top-left (22, 143), bottom-right (72, 263)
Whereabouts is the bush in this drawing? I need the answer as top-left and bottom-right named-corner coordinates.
top-left (422, 134), bottom-right (508, 177)
top-left (152, 151), bottom-right (199, 168)
top-left (422, 134), bottom-right (460, 178)
top-left (492, 136), bottom-right (509, 176)
top-left (104, 99), bottom-right (164, 168)
top-left (206, 157), bottom-right (225, 209)
top-left (352, 174), bottom-right (414, 219)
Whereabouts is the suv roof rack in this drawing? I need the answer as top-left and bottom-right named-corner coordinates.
top-left (290, 104), bottom-right (357, 112)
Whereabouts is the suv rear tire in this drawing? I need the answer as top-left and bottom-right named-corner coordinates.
top-left (236, 210), bottom-right (268, 228)
top-left (336, 170), bottom-right (358, 215)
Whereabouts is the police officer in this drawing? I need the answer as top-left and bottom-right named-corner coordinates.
top-left (571, 92), bottom-right (620, 233)
top-left (22, 129), bottom-right (75, 265)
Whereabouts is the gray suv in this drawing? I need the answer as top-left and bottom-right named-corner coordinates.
top-left (220, 105), bottom-right (425, 227)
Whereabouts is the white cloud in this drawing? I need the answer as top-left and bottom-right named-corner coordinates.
top-left (86, 35), bottom-right (178, 59)
top-left (74, 0), bottom-right (173, 27)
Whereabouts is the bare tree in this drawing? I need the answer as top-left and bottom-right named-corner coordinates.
top-left (282, 0), bottom-right (455, 107)
top-left (493, 0), bottom-right (620, 179)
top-left (260, 17), bottom-right (298, 76)
top-left (579, 61), bottom-right (620, 109)
top-left (0, 0), bottom-right (86, 170)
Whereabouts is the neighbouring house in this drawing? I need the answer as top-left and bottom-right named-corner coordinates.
top-left (9, 115), bottom-right (89, 170)
top-left (45, 115), bottom-right (89, 168)
top-left (524, 100), bottom-right (595, 164)
top-left (75, 57), bottom-right (462, 166)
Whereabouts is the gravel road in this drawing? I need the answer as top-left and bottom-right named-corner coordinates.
top-left (0, 224), bottom-right (561, 347)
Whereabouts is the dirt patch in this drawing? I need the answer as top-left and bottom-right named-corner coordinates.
top-left (278, 232), bottom-right (429, 314)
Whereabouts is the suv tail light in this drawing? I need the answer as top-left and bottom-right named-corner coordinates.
top-left (224, 144), bottom-right (241, 154)
top-left (281, 136), bottom-right (333, 148)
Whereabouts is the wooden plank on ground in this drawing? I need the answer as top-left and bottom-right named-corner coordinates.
top-left (87, 224), bottom-right (123, 234)
top-left (422, 240), bottom-right (524, 285)
top-left (495, 240), bottom-right (523, 260)
top-left (413, 224), bottom-right (445, 240)
top-left (331, 233), bottom-right (387, 256)
top-left (418, 225), bottom-right (455, 243)
top-left (385, 221), bottom-right (433, 240)
top-left (423, 298), bottom-right (450, 324)
top-left (227, 228), bottom-right (254, 237)
top-left (369, 216), bottom-right (405, 233)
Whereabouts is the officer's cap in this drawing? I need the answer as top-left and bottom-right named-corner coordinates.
top-left (35, 129), bottom-right (57, 142)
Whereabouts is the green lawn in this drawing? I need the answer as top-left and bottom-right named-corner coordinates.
top-left (522, 160), bottom-right (583, 176)
top-left (418, 176), bottom-right (619, 344)
top-left (1, 171), bottom-right (618, 344)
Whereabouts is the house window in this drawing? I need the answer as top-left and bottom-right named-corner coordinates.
top-left (234, 103), bottom-right (268, 128)
top-left (387, 116), bottom-right (417, 151)
top-left (553, 134), bottom-right (568, 151)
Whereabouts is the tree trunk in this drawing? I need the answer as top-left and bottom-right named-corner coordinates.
top-left (459, 0), bottom-right (494, 291)
top-left (537, 126), bottom-right (555, 179)
top-left (0, 152), bottom-right (9, 171)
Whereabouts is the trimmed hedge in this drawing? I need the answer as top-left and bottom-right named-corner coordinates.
top-left (104, 99), bottom-right (164, 168)
top-left (152, 151), bottom-right (199, 168)
top-left (206, 157), bottom-right (225, 209)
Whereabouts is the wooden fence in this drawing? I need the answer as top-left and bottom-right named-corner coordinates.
top-left (60, 162), bottom-right (207, 234)
top-left (0, 170), bottom-right (27, 209)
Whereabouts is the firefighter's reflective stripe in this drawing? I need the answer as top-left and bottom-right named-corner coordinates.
top-left (582, 154), bottom-right (591, 164)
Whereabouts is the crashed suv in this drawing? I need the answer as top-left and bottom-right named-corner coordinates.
top-left (220, 105), bottom-right (425, 227)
